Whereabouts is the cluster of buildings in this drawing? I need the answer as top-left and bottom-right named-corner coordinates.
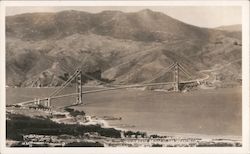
top-left (101, 135), bottom-right (240, 147)
top-left (11, 128), bottom-right (242, 147)
top-left (22, 135), bottom-right (66, 147)
top-left (7, 104), bottom-right (242, 147)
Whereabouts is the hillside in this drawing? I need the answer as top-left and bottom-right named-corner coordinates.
top-left (6, 9), bottom-right (242, 87)
top-left (6, 9), bottom-right (209, 42)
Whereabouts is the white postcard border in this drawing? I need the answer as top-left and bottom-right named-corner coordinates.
top-left (0, 1), bottom-right (249, 154)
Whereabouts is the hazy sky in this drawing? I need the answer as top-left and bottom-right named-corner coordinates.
top-left (6, 6), bottom-right (242, 28)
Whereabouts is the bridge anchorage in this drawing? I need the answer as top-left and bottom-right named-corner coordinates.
top-left (17, 62), bottom-right (195, 108)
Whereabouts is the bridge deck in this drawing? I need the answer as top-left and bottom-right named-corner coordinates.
top-left (17, 81), bottom-right (181, 105)
top-left (16, 62), bottom-right (201, 106)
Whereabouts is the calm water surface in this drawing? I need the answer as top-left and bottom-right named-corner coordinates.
top-left (6, 87), bottom-right (242, 137)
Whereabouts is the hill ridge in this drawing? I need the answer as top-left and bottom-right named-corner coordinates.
top-left (6, 9), bottom-right (242, 87)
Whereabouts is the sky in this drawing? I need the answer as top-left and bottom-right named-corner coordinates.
top-left (6, 6), bottom-right (242, 28)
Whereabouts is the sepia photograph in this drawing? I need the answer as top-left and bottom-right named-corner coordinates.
top-left (0, 1), bottom-right (249, 153)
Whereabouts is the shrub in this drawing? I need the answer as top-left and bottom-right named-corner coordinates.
top-left (6, 114), bottom-right (121, 141)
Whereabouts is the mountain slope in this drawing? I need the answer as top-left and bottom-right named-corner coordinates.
top-left (6, 10), bottom-right (242, 87)
top-left (6, 9), bottom-right (210, 42)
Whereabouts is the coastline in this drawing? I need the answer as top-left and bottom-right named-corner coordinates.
top-left (6, 105), bottom-right (242, 147)
top-left (92, 114), bottom-right (242, 141)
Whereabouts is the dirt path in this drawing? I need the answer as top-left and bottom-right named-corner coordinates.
top-left (198, 59), bottom-right (241, 82)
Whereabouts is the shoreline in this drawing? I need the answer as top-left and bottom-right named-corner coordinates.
top-left (7, 106), bottom-right (241, 141)
top-left (6, 107), bottom-right (242, 147)
top-left (92, 115), bottom-right (242, 141)
top-left (7, 86), bottom-right (242, 143)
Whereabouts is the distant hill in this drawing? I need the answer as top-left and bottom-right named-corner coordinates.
top-left (6, 9), bottom-right (210, 42)
top-left (6, 10), bottom-right (242, 87)
top-left (215, 24), bottom-right (242, 32)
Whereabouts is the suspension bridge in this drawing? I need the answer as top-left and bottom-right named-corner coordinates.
top-left (16, 62), bottom-right (202, 108)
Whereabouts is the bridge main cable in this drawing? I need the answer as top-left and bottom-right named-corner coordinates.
top-left (143, 63), bottom-right (176, 84)
top-left (49, 70), bottom-right (80, 97)
top-left (178, 63), bottom-right (192, 79)
top-left (49, 82), bottom-right (176, 100)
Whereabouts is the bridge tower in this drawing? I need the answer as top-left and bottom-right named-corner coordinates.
top-left (75, 69), bottom-right (83, 104)
top-left (46, 98), bottom-right (51, 107)
top-left (173, 63), bottom-right (179, 92)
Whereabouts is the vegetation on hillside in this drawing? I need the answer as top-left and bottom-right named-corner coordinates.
top-left (6, 10), bottom-right (241, 87)
top-left (6, 114), bottom-right (121, 141)
top-left (64, 107), bottom-right (85, 117)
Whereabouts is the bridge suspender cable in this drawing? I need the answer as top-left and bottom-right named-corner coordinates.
top-left (47, 81), bottom-right (177, 100)
top-left (49, 70), bottom-right (80, 97)
top-left (16, 62), bottom-right (195, 107)
top-left (143, 63), bottom-right (176, 84)
top-left (178, 63), bottom-right (192, 79)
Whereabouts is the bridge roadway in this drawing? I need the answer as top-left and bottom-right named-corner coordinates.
top-left (16, 61), bottom-right (209, 106)
top-left (17, 80), bottom-right (199, 106)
